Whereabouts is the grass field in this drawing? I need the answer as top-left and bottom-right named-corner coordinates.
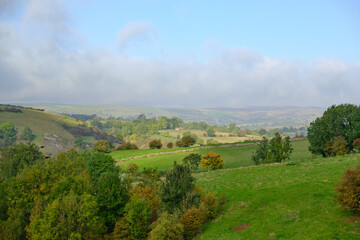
top-left (194, 154), bottom-right (360, 239)
top-left (117, 140), bottom-right (310, 171)
top-left (157, 129), bottom-right (261, 144)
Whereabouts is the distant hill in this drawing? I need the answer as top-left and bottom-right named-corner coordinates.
top-left (28, 104), bottom-right (324, 127)
top-left (0, 105), bottom-right (121, 155)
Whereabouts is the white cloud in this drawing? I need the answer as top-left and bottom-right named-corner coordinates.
top-left (0, 0), bottom-right (359, 108)
top-left (117, 21), bottom-right (157, 50)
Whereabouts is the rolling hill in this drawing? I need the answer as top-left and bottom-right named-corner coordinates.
top-left (26, 104), bottom-right (324, 127)
top-left (0, 105), bottom-right (121, 155)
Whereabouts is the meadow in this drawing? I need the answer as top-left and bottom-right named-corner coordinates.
top-left (112, 140), bottom-right (360, 238)
top-left (115, 140), bottom-right (310, 171)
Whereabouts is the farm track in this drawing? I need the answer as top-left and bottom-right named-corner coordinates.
top-left (117, 138), bottom-right (306, 162)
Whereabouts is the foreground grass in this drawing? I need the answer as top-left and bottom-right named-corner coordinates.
top-left (195, 154), bottom-right (360, 239)
top-left (118, 140), bottom-right (310, 171)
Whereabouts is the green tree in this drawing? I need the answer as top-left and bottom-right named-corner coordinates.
top-left (96, 171), bottom-right (129, 231)
top-left (176, 136), bottom-right (196, 147)
top-left (28, 192), bottom-right (103, 239)
top-left (182, 153), bottom-right (201, 171)
top-left (252, 133), bottom-right (293, 165)
top-left (0, 121), bottom-right (16, 148)
top-left (0, 143), bottom-right (43, 181)
top-left (308, 104), bottom-right (360, 156)
top-left (81, 151), bottom-right (120, 183)
top-left (124, 197), bottom-right (152, 240)
top-left (258, 128), bottom-right (267, 136)
top-left (160, 162), bottom-right (197, 213)
top-left (206, 128), bottom-right (216, 137)
top-left (149, 139), bottom-right (162, 149)
top-left (20, 126), bottom-right (35, 141)
top-left (93, 140), bottom-right (111, 152)
top-left (148, 212), bottom-right (184, 240)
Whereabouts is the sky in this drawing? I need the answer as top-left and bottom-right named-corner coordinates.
top-left (0, 0), bottom-right (359, 108)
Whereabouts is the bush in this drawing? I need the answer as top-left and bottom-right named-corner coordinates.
top-left (336, 165), bottom-right (360, 214)
top-left (180, 207), bottom-right (204, 239)
top-left (149, 139), bottom-right (162, 149)
top-left (126, 163), bottom-right (139, 176)
top-left (148, 212), bottom-right (184, 240)
top-left (176, 136), bottom-right (196, 148)
top-left (352, 138), bottom-right (360, 151)
top-left (167, 142), bottom-right (174, 149)
top-left (182, 154), bottom-right (201, 171)
top-left (200, 152), bottom-right (224, 170)
top-left (199, 192), bottom-right (218, 222)
top-left (117, 142), bottom-right (138, 150)
top-left (93, 140), bottom-right (111, 152)
top-left (324, 136), bottom-right (349, 157)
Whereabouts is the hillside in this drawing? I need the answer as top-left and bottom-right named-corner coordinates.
top-left (111, 140), bottom-right (360, 239)
top-left (0, 105), bottom-right (120, 155)
top-left (27, 104), bottom-right (324, 127)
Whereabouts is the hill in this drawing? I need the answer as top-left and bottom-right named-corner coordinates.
top-left (0, 105), bottom-right (121, 155)
top-left (111, 140), bottom-right (360, 239)
top-left (27, 104), bottom-right (324, 127)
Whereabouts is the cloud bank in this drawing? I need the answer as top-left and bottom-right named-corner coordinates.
top-left (0, 0), bottom-right (359, 108)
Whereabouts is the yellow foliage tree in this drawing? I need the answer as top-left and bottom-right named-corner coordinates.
top-left (200, 152), bottom-right (224, 170)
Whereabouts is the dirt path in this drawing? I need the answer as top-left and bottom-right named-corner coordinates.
top-left (117, 138), bottom-right (306, 162)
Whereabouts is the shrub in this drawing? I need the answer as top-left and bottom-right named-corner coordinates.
top-left (117, 142), bottom-right (138, 150)
top-left (148, 212), bottom-right (184, 240)
top-left (324, 136), bottom-right (349, 157)
top-left (93, 140), bottom-right (111, 152)
top-left (352, 138), bottom-right (360, 151)
top-left (167, 142), bottom-right (174, 149)
top-left (126, 163), bottom-right (139, 176)
top-left (336, 165), bottom-right (360, 214)
top-left (199, 192), bottom-right (218, 222)
top-left (149, 139), bottom-right (162, 149)
top-left (182, 153), bottom-right (201, 171)
top-left (180, 207), bottom-right (204, 239)
top-left (200, 152), bottom-right (224, 170)
top-left (176, 136), bottom-right (196, 148)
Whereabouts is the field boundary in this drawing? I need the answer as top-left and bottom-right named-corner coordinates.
top-left (117, 138), bottom-right (306, 162)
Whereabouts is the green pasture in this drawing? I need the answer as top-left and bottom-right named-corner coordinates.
top-left (194, 154), bottom-right (360, 239)
top-left (117, 140), bottom-right (310, 171)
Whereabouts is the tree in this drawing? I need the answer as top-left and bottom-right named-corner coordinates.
top-left (182, 154), bottom-right (201, 171)
top-left (200, 152), bottom-right (224, 170)
top-left (206, 128), bottom-right (216, 137)
top-left (148, 212), bottom-right (184, 240)
top-left (160, 162), bottom-right (196, 213)
top-left (258, 128), bottom-right (267, 136)
top-left (176, 136), bottom-right (196, 147)
top-left (149, 139), bottom-right (162, 149)
top-left (28, 192), bottom-right (104, 239)
top-left (0, 143), bottom-right (43, 181)
top-left (93, 140), bottom-right (111, 152)
top-left (20, 126), bottom-right (35, 141)
top-left (252, 133), bottom-right (293, 165)
top-left (308, 104), bottom-right (360, 156)
top-left (96, 171), bottom-right (129, 230)
top-left (0, 121), bottom-right (16, 148)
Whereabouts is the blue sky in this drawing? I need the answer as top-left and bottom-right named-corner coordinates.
top-left (0, 0), bottom-right (359, 107)
top-left (68, 0), bottom-right (360, 62)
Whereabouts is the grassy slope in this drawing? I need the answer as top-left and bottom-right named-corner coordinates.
top-left (0, 107), bottom-right (80, 138)
top-left (117, 140), bottom-right (310, 171)
top-left (195, 155), bottom-right (360, 239)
